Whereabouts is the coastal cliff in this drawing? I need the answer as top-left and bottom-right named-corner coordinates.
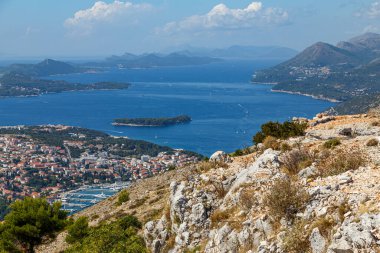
top-left (37, 113), bottom-right (380, 253)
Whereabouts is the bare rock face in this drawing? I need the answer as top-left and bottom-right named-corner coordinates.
top-left (205, 225), bottom-right (239, 253)
top-left (225, 149), bottom-right (281, 196)
top-left (144, 216), bottom-right (169, 253)
top-left (328, 214), bottom-right (380, 253)
top-left (310, 228), bottom-right (326, 253)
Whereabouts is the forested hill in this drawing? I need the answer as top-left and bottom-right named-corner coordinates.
top-left (252, 33), bottom-right (380, 114)
top-left (3, 59), bottom-right (82, 77)
top-left (113, 115), bottom-right (192, 127)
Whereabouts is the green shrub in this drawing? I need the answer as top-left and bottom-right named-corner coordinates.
top-left (118, 215), bottom-right (142, 230)
top-left (253, 121), bottom-right (307, 144)
top-left (264, 178), bottom-right (309, 220)
top-left (231, 149), bottom-right (244, 157)
top-left (117, 189), bottom-right (130, 206)
top-left (231, 147), bottom-right (253, 157)
top-left (65, 215), bottom-right (147, 253)
top-left (323, 138), bottom-right (341, 149)
top-left (0, 198), bottom-right (67, 252)
top-left (168, 165), bottom-right (176, 171)
top-left (66, 217), bottom-right (89, 244)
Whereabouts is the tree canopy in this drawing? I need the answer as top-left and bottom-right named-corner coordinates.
top-left (0, 197), bottom-right (67, 253)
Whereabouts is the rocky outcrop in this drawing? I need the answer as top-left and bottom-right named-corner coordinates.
top-left (209, 151), bottom-right (229, 162)
top-left (144, 114), bottom-right (380, 253)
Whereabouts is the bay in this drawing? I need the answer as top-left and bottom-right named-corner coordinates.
top-left (0, 60), bottom-right (334, 156)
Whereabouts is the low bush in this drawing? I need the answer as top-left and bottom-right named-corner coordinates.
top-left (281, 149), bottom-right (314, 175)
top-left (264, 178), bottom-right (309, 220)
top-left (366, 138), bottom-right (379, 147)
top-left (167, 165), bottom-right (176, 171)
top-left (118, 215), bottom-right (142, 230)
top-left (230, 146), bottom-right (253, 157)
top-left (231, 149), bottom-right (244, 157)
top-left (253, 121), bottom-right (307, 144)
top-left (116, 189), bottom-right (130, 206)
top-left (323, 138), bottom-right (341, 149)
top-left (317, 149), bottom-right (365, 177)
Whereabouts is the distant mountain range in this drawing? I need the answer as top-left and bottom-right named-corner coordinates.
top-left (175, 45), bottom-right (298, 60)
top-left (85, 45), bottom-right (297, 68)
top-left (253, 33), bottom-right (380, 114)
top-left (86, 53), bottom-right (221, 68)
top-left (0, 44), bottom-right (298, 77)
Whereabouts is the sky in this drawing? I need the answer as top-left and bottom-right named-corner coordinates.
top-left (0, 0), bottom-right (380, 59)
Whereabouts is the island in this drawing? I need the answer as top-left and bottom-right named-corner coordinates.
top-left (0, 72), bottom-right (130, 97)
top-left (113, 115), bottom-right (192, 127)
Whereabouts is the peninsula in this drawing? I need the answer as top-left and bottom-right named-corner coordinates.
top-left (113, 115), bottom-right (191, 127)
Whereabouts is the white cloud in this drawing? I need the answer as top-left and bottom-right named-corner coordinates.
top-left (160, 2), bottom-right (288, 34)
top-left (363, 25), bottom-right (380, 33)
top-left (357, 1), bottom-right (380, 18)
top-left (65, 1), bottom-right (152, 35)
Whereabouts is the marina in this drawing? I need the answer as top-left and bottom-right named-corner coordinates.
top-left (56, 182), bottom-right (130, 214)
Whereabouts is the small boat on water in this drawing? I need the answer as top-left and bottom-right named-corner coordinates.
top-left (94, 192), bottom-right (107, 198)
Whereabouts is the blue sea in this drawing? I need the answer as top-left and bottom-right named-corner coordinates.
top-left (0, 60), bottom-right (334, 156)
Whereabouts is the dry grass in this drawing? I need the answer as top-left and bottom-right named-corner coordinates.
top-left (211, 180), bottom-right (226, 198)
top-left (197, 160), bottom-right (228, 172)
top-left (281, 143), bottom-right (292, 152)
top-left (263, 136), bottom-right (281, 150)
top-left (264, 178), bottom-right (309, 220)
top-left (238, 187), bottom-right (258, 211)
top-left (282, 217), bottom-right (335, 253)
top-left (129, 196), bottom-right (148, 209)
top-left (367, 138), bottom-right (379, 147)
top-left (317, 149), bottom-right (365, 177)
top-left (239, 155), bottom-right (255, 169)
top-left (144, 209), bottom-right (163, 223)
top-left (335, 199), bottom-right (350, 222)
top-left (311, 217), bottom-right (335, 237)
top-left (210, 209), bottom-right (231, 224)
top-left (282, 219), bottom-right (310, 253)
top-left (163, 234), bottom-right (176, 253)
